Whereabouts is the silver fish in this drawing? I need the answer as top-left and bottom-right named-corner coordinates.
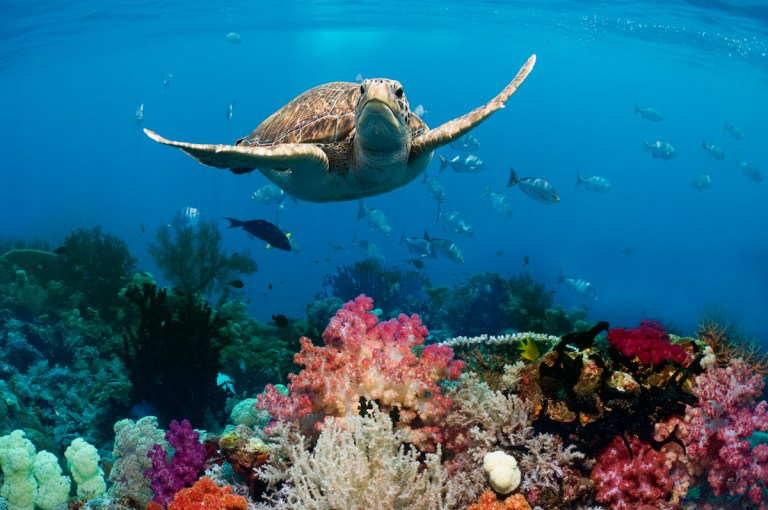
top-left (634, 103), bottom-right (663, 122)
top-left (413, 104), bottom-right (428, 117)
top-left (163, 74), bottom-right (173, 98)
top-left (508, 168), bottom-right (560, 204)
top-left (135, 103), bottom-right (144, 126)
top-left (737, 160), bottom-right (763, 182)
top-left (251, 184), bottom-right (288, 205)
top-left (439, 210), bottom-right (475, 238)
top-left (438, 153), bottom-right (486, 173)
top-left (557, 272), bottom-right (597, 300)
top-left (423, 173), bottom-right (445, 220)
top-left (702, 140), bottom-right (725, 160)
top-left (357, 201), bottom-right (391, 237)
top-left (691, 173), bottom-right (711, 191)
top-left (400, 230), bottom-right (434, 258)
top-left (225, 32), bottom-right (242, 44)
top-left (482, 186), bottom-right (513, 217)
top-left (724, 122), bottom-right (744, 140)
top-left (173, 206), bottom-right (201, 228)
top-left (428, 234), bottom-right (464, 264)
top-left (355, 73), bottom-right (364, 83)
top-left (226, 100), bottom-right (236, 120)
top-left (449, 134), bottom-right (481, 152)
top-left (575, 172), bottom-right (612, 193)
top-left (643, 140), bottom-right (676, 161)
top-left (358, 240), bottom-right (385, 261)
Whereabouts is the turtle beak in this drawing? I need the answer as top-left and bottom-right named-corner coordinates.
top-left (358, 81), bottom-right (400, 130)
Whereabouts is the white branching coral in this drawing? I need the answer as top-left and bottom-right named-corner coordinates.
top-left (256, 407), bottom-right (462, 510)
top-left (442, 332), bottom-right (559, 349)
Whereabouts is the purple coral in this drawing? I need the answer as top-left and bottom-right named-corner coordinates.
top-left (144, 419), bottom-right (207, 506)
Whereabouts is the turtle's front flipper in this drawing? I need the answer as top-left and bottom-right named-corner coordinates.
top-left (143, 129), bottom-right (329, 175)
top-left (410, 54), bottom-right (536, 161)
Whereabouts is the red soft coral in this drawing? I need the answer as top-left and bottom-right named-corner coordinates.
top-left (591, 435), bottom-right (689, 510)
top-left (607, 320), bottom-right (690, 366)
top-left (685, 359), bottom-right (768, 504)
top-left (165, 477), bottom-right (247, 510)
top-left (257, 294), bottom-right (465, 451)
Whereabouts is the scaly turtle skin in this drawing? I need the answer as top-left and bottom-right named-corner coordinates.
top-left (144, 54), bottom-right (536, 202)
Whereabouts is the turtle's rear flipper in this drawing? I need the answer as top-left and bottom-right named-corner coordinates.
top-left (143, 129), bottom-right (329, 175)
top-left (409, 54), bottom-right (536, 161)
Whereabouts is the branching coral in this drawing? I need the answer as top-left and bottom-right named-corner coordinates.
top-left (257, 294), bottom-right (464, 451)
top-left (256, 406), bottom-right (463, 510)
top-left (697, 319), bottom-right (768, 374)
top-left (149, 220), bottom-right (257, 299)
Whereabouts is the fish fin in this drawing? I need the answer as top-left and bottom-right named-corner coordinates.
top-left (575, 171), bottom-right (583, 187)
top-left (399, 230), bottom-right (406, 245)
top-left (410, 54), bottom-right (536, 159)
top-left (507, 167), bottom-right (520, 187)
top-left (423, 229), bottom-right (431, 242)
top-left (356, 200), bottom-right (367, 220)
top-left (143, 129), bottom-right (329, 176)
top-left (481, 183), bottom-right (491, 196)
top-left (438, 154), bottom-right (448, 172)
top-left (223, 217), bottom-right (243, 229)
top-left (702, 139), bottom-right (707, 149)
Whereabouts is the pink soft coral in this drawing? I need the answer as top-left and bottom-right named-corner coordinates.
top-left (591, 435), bottom-right (688, 510)
top-left (685, 359), bottom-right (768, 504)
top-left (257, 294), bottom-right (465, 450)
top-left (607, 320), bottom-right (690, 366)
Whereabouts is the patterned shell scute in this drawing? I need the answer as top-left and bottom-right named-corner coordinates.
top-left (240, 82), bottom-right (360, 147)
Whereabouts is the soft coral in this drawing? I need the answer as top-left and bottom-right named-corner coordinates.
top-left (607, 320), bottom-right (689, 366)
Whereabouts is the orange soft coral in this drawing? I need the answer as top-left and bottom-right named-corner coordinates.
top-left (164, 477), bottom-right (248, 510)
top-left (468, 491), bottom-right (532, 510)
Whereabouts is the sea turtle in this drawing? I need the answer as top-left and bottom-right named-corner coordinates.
top-left (144, 54), bottom-right (536, 202)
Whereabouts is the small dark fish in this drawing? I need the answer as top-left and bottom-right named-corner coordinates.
top-left (633, 103), bottom-right (663, 122)
top-left (524, 255), bottom-right (529, 265)
top-left (53, 246), bottom-right (67, 255)
top-left (621, 246), bottom-right (635, 256)
top-left (268, 283), bottom-right (273, 290)
top-left (224, 217), bottom-right (291, 251)
top-left (272, 314), bottom-right (289, 327)
top-left (230, 280), bottom-right (244, 288)
top-left (407, 258), bottom-right (425, 269)
top-left (496, 250), bottom-right (503, 256)
top-left (140, 223), bottom-right (145, 233)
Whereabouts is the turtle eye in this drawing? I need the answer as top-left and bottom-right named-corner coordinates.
top-left (395, 87), bottom-right (404, 98)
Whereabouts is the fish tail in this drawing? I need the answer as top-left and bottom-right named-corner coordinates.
top-left (642, 140), bottom-right (650, 151)
top-left (556, 270), bottom-right (565, 284)
top-left (399, 230), bottom-right (407, 245)
top-left (356, 200), bottom-right (367, 220)
top-left (575, 171), bottom-right (583, 187)
top-left (481, 184), bottom-right (491, 196)
top-left (223, 217), bottom-right (243, 228)
top-left (633, 103), bottom-right (640, 115)
top-left (507, 167), bottom-right (520, 187)
top-left (438, 154), bottom-right (448, 172)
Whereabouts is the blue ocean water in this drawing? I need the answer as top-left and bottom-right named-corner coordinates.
top-left (1, 0), bottom-right (767, 340)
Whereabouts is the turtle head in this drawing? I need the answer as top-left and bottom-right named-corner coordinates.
top-left (355, 78), bottom-right (411, 152)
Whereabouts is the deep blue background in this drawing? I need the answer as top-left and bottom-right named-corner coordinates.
top-left (2, 1), bottom-right (767, 339)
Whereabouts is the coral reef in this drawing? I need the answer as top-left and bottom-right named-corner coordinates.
top-left (257, 406), bottom-right (463, 509)
top-left (145, 419), bottom-right (207, 506)
top-left (257, 294), bottom-right (464, 451)
top-left (149, 220), bottom-right (257, 300)
top-left (684, 359), bottom-right (768, 504)
top-left (119, 282), bottom-right (231, 426)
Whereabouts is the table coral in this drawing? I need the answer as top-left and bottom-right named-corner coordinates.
top-left (257, 294), bottom-right (464, 451)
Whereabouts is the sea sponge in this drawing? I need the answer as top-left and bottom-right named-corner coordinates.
top-left (483, 450), bottom-right (521, 495)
